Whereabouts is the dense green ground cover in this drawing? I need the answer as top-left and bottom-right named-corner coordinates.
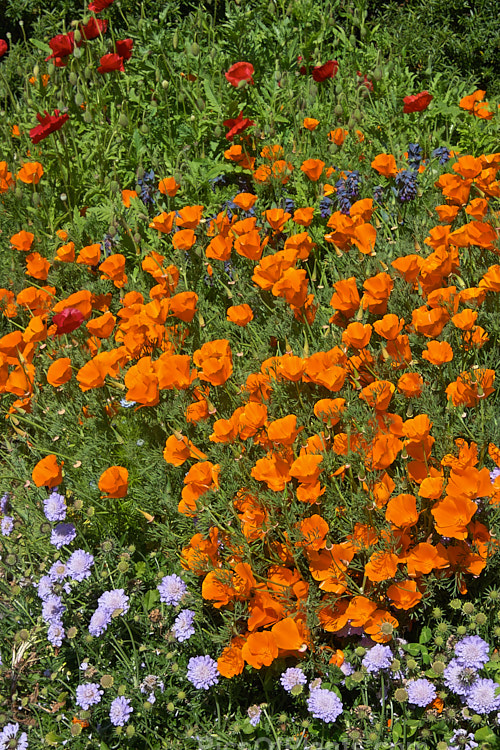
top-left (1, 1), bottom-right (500, 748)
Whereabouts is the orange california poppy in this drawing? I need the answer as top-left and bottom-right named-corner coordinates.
top-left (385, 494), bottom-right (419, 528)
top-left (122, 189), bottom-right (138, 207)
top-left (241, 631), bottom-right (279, 669)
top-left (149, 211), bottom-right (175, 233)
top-left (172, 229), bottom-right (196, 251)
top-left (25, 252), bottom-right (50, 280)
top-left (217, 641), bottom-right (245, 678)
top-left (342, 321), bottom-right (372, 349)
top-left (158, 176), bottom-right (180, 196)
top-left (371, 154), bottom-right (397, 177)
top-left (359, 380), bottom-right (395, 411)
top-left (47, 357), bottom-right (72, 386)
top-left (193, 339), bottom-right (233, 386)
top-left (313, 398), bottom-right (346, 425)
top-left (364, 610), bottom-right (399, 643)
top-left (421, 340), bottom-right (453, 365)
top-left (267, 414), bottom-right (299, 445)
top-left (234, 230), bottom-right (263, 260)
top-left (17, 162), bottom-right (44, 184)
top-left (300, 159), bottom-right (325, 181)
top-left (364, 550), bottom-right (399, 582)
top-left (76, 243), bottom-right (101, 266)
top-left (303, 117), bottom-right (320, 130)
top-left (297, 514), bottom-right (329, 551)
top-left (397, 372), bottom-right (423, 398)
top-left (227, 303), bottom-right (253, 326)
top-left (293, 207), bottom-right (315, 226)
top-left (32, 454), bottom-right (63, 487)
top-left (55, 241), bottom-right (75, 262)
top-left (10, 230), bottom-right (34, 252)
top-left (232, 192), bottom-right (257, 210)
top-left (99, 254), bottom-right (127, 288)
top-left (98, 466), bottom-right (128, 498)
top-left (431, 495), bottom-right (478, 540)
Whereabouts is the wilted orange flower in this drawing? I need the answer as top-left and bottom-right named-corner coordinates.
top-left (32, 454), bottom-right (63, 487)
top-left (17, 161), bottom-right (44, 184)
top-left (98, 466), bottom-right (128, 498)
top-left (158, 176), bottom-right (180, 196)
top-left (47, 357), bottom-right (72, 387)
top-left (300, 158), bottom-right (325, 181)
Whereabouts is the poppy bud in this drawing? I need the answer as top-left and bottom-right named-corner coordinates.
top-left (33, 64), bottom-right (39, 77)
top-left (74, 29), bottom-right (81, 43)
top-left (353, 108), bottom-right (362, 122)
top-left (172, 30), bottom-right (178, 49)
top-left (84, 66), bottom-right (92, 78)
top-left (48, 63), bottom-right (55, 75)
top-left (75, 92), bottom-right (84, 106)
top-left (334, 104), bottom-right (343, 117)
top-left (110, 180), bottom-right (120, 194)
top-left (349, 34), bottom-right (356, 46)
top-left (32, 192), bottom-right (41, 207)
top-left (214, 125), bottom-right (222, 137)
top-left (73, 46), bottom-right (83, 59)
top-left (118, 113), bottom-right (128, 127)
top-left (161, 79), bottom-right (169, 89)
top-left (69, 71), bottom-right (78, 85)
top-left (373, 66), bottom-right (383, 81)
top-left (196, 98), bottom-right (205, 112)
top-left (83, 110), bottom-right (92, 123)
top-left (190, 42), bottom-right (200, 56)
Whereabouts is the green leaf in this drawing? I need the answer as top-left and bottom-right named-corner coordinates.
top-left (392, 721), bottom-right (403, 741)
top-left (44, 732), bottom-right (63, 746)
top-left (31, 39), bottom-right (52, 54)
top-left (144, 588), bottom-right (160, 610)
top-left (203, 79), bottom-right (222, 115)
top-left (474, 726), bottom-right (499, 742)
top-left (419, 626), bottom-right (432, 644)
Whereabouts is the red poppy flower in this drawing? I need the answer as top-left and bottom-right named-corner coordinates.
top-left (312, 60), bottom-right (339, 82)
top-left (225, 62), bottom-right (254, 87)
top-left (29, 110), bottom-right (69, 145)
top-left (0, 40), bottom-right (8, 57)
top-left (403, 91), bottom-right (433, 113)
top-left (79, 17), bottom-right (108, 40)
top-left (88, 0), bottom-right (114, 11)
top-left (45, 33), bottom-right (75, 62)
top-left (97, 53), bottom-right (125, 74)
top-left (52, 307), bottom-right (84, 335)
top-left (116, 38), bottom-right (133, 60)
top-left (223, 111), bottom-right (255, 140)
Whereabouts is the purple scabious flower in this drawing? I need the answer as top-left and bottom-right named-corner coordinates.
top-left (37, 575), bottom-right (53, 600)
top-left (139, 675), bottom-right (164, 704)
top-left (172, 609), bottom-right (195, 642)
top-left (41, 594), bottom-right (65, 624)
top-left (50, 522), bottom-right (76, 549)
top-left (186, 655), bottom-right (220, 690)
top-left (444, 658), bottom-right (478, 697)
top-left (98, 588), bottom-right (129, 615)
top-left (247, 704), bottom-right (262, 727)
top-left (43, 491), bottom-right (67, 522)
top-left (158, 574), bottom-right (187, 605)
top-left (67, 549), bottom-right (94, 582)
top-left (0, 723), bottom-right (28, 750)
top-left (88, 607), bottom-right (112, 637)
top-left (307, 687), bottom-right (343, 723)
top-left (280, 667), bottom-right (307, 693)
top-left (0, 493), bottom-right (10, 513)
top-left (447, 729), bottom-right (478, 750)
top-left (466, 678), bottom-right (500, 714)
top-left (109, 696), bottom-right (133, 726)
top-left (48, 560), bottom-right (68, 582)
top-left (454, 635), bottom-right (490, 669)
top-left (362, 644), bottom-right (393, 674)
top-left (76, 682), bottom-right (103, 710)
top-left (406, 678), bottom-right (437, 707)
top-left (47, 622), bottom-right (65, 647)
top-left (340, 661), bottom-right (354, 677)
top-left (1, 516), bottom-right (13, 536)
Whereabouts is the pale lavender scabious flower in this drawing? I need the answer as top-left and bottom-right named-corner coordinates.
top-left (48, 560), bottom-right (68, 582)
top-left (444, 658), bottom-right (478, 696)
top-left (50, 523), bottom-right (76, 550)
top-left (75, 682), bottom-right (103, 710)
top-left (454, 636), bottom-right (490, 669)
top-left (280, 667), bottom-right (308, 693)
top-left (37, 575), bottom-right (53, 600)
top-left (158, 574), bottom-right (187, 605)
top-left (490, 468), bottom-right (500, 483)
top-left (186, 655), bottom-right (220, 689)
top-left (0, 493), bottom-right (9, 513)
top-left (362, 644), bottom-right (393, 674)
top-left (0, 722), bottom-right (28, 750)
top-left (98, 588), bottom-right (129, 615)
top-left (109, 696), bottom-right (133, 726)
top-left (47, 622), bottom-right (65, 647)
top-left (340, 661), bottom-right (354, 677)
top-left (43, 491), bottom-right (67, 522)
top-left (447, 729), bottom-right (478, 750)
top-left (406, 678), bottom-right (437, 707)
top-left (88, 607), bottom-right (112, 637)
top-left (67, 550), bottom-right (94, 582)
top-left (247, 705), bottom-right (261, 727)
top-left (1, 516), bottom-right (13, 536)
top-left (307, 688), bottom-right (343, 723)
top-left (42, 594), bottom-right (65, 624)
top-left (172, 609), bottom-right (195, 642)
top-left (466, 678), bottom-right (500, 714)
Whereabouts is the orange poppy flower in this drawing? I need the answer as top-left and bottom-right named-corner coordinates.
top-left (276, 353), bottom-right (306, 382)
top-left (431, 495), bottom-right (478, 540)
top-left (0, 289), bottom-right (17, 318)
top-left (293, 207), bottom-right (315, 226)
top-left (272, 268), bottom-right (308, 308)
top-left (226, 303), bottom-right (253, 327)
top-left (98, 466), bottom-right (128, 498)
top-left (10, 230), bottom-right (34, 252)
top-left (465, 197), bottom-right (489, 220)
top-left (202, 569), bottom-right (235, 608)
top-left (181, 528), bottom-right (220, 574)
top-left (176, 205), bottom-right (204, 229)
top-left (284, 232), bottom-right (316, 259)
top-left (297, 514), bottom-right (329, 551)
top-left (329, 277), bottom-right (360, 318)
top-left (267, 414), bottom-right (299, 445)
top-left (217, 641), bottom-right (245, 678)
top-left (435, 204), bottom-right (460, 222)
top-left (290, 454), bottom-right (323, 484)
top-left (251, 452), bottom-right (291, 491)
top-left (459, 89), bottom-right (486, 111)
top-left (313, 398), bottom-right (346, 425)
top-left (422, 340), bottom-right (453, 365)
top-left (25, 252), bottom-right (50, 280)
top-left (158, 176), bottom-right (180, 196)
top-left (241, 631), bottom-right (279, 669)
top-left (193, 339), bottom-right (233, 386)
top-left (342, 321), bottom-right (372, 349)
top-left (345, 596), bottom-right (378, 627)
top-left (364, 610), bottom-right (399, 643)
top-left (397, 372), bottom-right (423, 398)
top-left (86, 312), bottom-right (115, 339)
top-left (32, 454), bottom-right (63, 487)
top-left (0, 161), bottom-right (14, 192)
top-left (180, 461), bottom-right (220, 515)
top-left (234, 229), bottom-right (263, 260)
top-left (328, 127), bottom-right (348, 145)
top-left (359, 380), bottom-right (395, 411)
top-left (99, 253), bottom-right (127, 288)
top-left (300, 158), bottom-right (325, 181)
top-left (364, 550), bottom-right (399, 582)
top-left (232, 192), bottom-right (257, 210)
top-left (172, 229), bottom-right (196, 251)
top-left (163, 434), bottom-right (207, 466)
top-left (371, 153), bottom-right (397, 177)
top-left (149, 211), bottom-right (175, 233)
top-left (385, 494), bottom-right (419, 528)
top-left (272, 617), bottom-right (306, 652)
top-left (55, 241), bottom-right (75, 263)
top-left (76, 243), bottom-right (101, 266)
top-left (17, 162), bottom-right (44, 184)
top-left (47, 357), bottom-right (72, 386)
top-left (303, 117), bottom-right (320, 130)
top-left (318, 599), bottom-right (349, 632)
top-left (121, 189), bottom-right (138, 207)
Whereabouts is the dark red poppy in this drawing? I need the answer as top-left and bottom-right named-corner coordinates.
top-left (45, 33), bottom-right (75, 62)
top-left (403, 91), bottom-right (433, 113)
top-left (115, 38), bottom-right (133, 61)
top-left (88, 0), bottom-right (114, 11)
top-left (312, 60), bottom-right (338, 82)
top-left (225, 62), bottom-right (254, 87)
top-left (97, 53), bottom-right (125, 74)
top-left (223, 111), bottom-right (255, 140)
top-left (79, 17), bottom-right (108, 40)
top-left (29, 110), bottom-right (69, 144)
top-left (0, 40), bottom-right (8, 57)
top-left (52, 308), bottom-right (84, 335)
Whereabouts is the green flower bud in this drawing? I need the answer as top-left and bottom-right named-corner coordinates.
top-left (406, 658), bottom-right (418, 670)
top-left (457, 625), bottom-right (467, 636)
top-left (474, 612), bottom-right (487, 625)
top-left (69, 71), bottom-right (78, 85)
top-left (125, 725), bottom-right (135, 737)
top-left (434, 636), bottom-right (444, 647)
top-left (83, 110), bottom-right (92, 124)
top-left (75, 93), bottom-right (85, 107)
top-left (394, 688), bottom-right (408, 702)
top-left (355, 647), bottom-right (366, 657)
top-left (118, 113), bottom-right (129, 128)
top-left (100, 675), bottom-right (114, 688)
top-left (462, 602), bottom-right (475, 615)
top-left (117, 560), bottom-right (129, 573)
top-left (190, 42), bottom-right (200, 56)
top-left (450, 598), bottom-right (462, 610)
top-left (71, 723), bottom-right (82, 736)
top-left (431, 661), bottom-right (445, 675)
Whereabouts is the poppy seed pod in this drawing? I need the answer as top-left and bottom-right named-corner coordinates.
top-left (73, 29), bottom-right (81, 43)
top-left (74, 92), bottom-right (84, 106)
top-left (69, 71), bottom-right (77, 85)
top-left (190, 42), bottom-right (200, 56)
